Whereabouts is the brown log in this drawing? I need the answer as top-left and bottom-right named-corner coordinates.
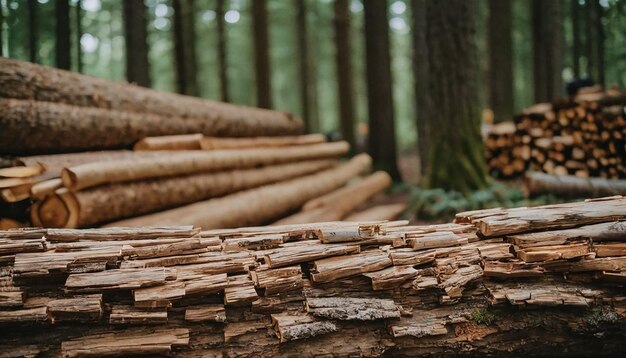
top-left (133, 133), bottom-right (326, 151)
top-left (525, 172), bottom-right (626, 198)
top-left (31, 160), bottom-right (336, 228)
top-left (133, 133), bottom-right (204, 151)
top-left (103, 154), bottom-right (372, 228)
top-left (274, 171), bottom-right (392, 225)
top-left (62, 142), bottom-right (349, 190)
top-left (345, 203), bottom-right (406, 221)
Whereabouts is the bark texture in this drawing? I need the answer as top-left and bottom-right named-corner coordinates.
top-left (123, 0), bottom-right (151, 87)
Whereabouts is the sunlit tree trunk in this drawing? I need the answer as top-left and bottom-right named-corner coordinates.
top-left (363, 0), bottom-right (401, 181)
top-left (410, 0), bottom-right (430, 179)
top-left (424, 0), bottom-right (487, 193)
top-left (28, 0), bottom-right (38, 63)
top-left (252, 0), bottom-right (272, 108)
top-left (172, 0), bottom-right (198, 96)
top-left (487, 0), bottom-right (513, 122)
top-left (55, 0), bottom-right (71, 70)
top-left (216, 0), bottom-right (229, 102)
top-left (123, 0), bottom-right (151, 87)
top-left (334, 0), bottom-right (355, 149)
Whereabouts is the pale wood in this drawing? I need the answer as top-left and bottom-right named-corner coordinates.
top-left (62, 142), bottom-right (348, 190)
top-left (134, 133), bottom-right (204, 150)
top-left (65, 267), bottom-right (176, 293)
top-left (0, 165), bottom-right (44, 178)
top-left (251, 266), bottom-right (303, 295)
top-left (305, 297), bottom-right (400, 320)
top-left (271, 313), bottom-right (338, 342)
top-left (201, 134), bottom-right (327, 150)
top-left (310, 251), bottom-right (391, 282)
top-left (264, 242), bottom-right (360, 268)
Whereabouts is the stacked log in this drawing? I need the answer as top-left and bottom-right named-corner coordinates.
top-left (485, 91), bottom-right (626, 179)
top-left (0, 197), bottom-right (625, 356)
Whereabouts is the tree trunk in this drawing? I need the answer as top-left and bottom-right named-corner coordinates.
top-left (571, 0), bottom-right (581, 78)
top-left (584, 0), bottom-right (594, 80)
top-left (363, 0), bottom-right (401, 181)
top-left (424, 0), bottom-right (487, 193)
top-left (532, 0), bottom-right (563, 102)
top-left (334, 0), bottom-right (356, 153)
top-left (55, 0), bottom-right (71, 70)
top-left (123, 0), bottom-right (151, 87)
top-left (410, 0), bottom-right (430, 180)
top-left (0, 2), bottom-right (3, 57)
top-left (216, 0), bottom-right (229, 102)
top-left (75, 0), bottom-right (83, 73)
top-left (28, 0), bottom-right (38, 63)
top-left (297, 0), bottom-right (313, 133)
top-left (487, 0), bottom-right (513, 122)
top-left (594, 0), bottom-right (605, 87)
top-left (252, 0), bottom-right (272, 109)
top-left (524, 172), bottom-right (626, 198)
top-left (172, 0), bottom-right (198, 96)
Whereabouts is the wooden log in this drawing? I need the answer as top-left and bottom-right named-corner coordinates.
top-left (33, 159), bottom-right (336, 228)
top-left (134, 133), bottom-right (326, 151)
top-left (62, 142), bottom-right (349, 190)
top-left (274, 171), bottom-right (392, 225)
top-left (345, 203), bottom-right (406, 222)
top-left (525, 172), bottom-right (626, 198)
top-left (104, 154), bottom-right (372, 228)
top-left (133, 133), bottom-right (204, 150)
top-left (0, 165), bottom-right (44, 178)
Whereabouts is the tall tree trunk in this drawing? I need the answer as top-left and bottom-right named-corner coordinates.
top-left (532, 0), bottom-right (563, 102)
top-left (252, 0), bottom-right (272, 109)
top-left (297, 0), bottom-right (315, 133)
top-left (487, 0), bottom-right (513, 122)
top-left (216, 0), bottom-right (229, 102)
top-left (75, 0), bottom-right (83, 73)
top-left (571, 0), bottom-right (581, 78)
top-left (333, 0), bottom-right (356, 153)
top-left (424, 0), bottom-right (487, 193)
top-left (584, 0), bottom-right (594, 80)
top-left (0, 1), bottom-right (3, 57)
top-left (172, 0), bottom-right (198, 96)
top-left (27, 0), bottom-right (38, 63)
top-left (55, 0), bottom-right (71, 70)
top-left (594, 0), bottom-right (605, 87)
top-left (363, 0), bottom-right (401, 181)
top-left (410, 0), bottom-right (430, 179)
top-left (123, 0), bottom-right (151, 87)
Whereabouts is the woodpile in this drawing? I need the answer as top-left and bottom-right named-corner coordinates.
top-left (0, 196), bottom-right (625, 356)
top-left (485, 90), bottom-right (626, 179)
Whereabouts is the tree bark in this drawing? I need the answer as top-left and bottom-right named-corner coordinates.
top-left (363, 0), bottom-right (401, 181)
top-left (75, 0), bottom-right (83, 73)
top-left (216, 0), bottom-right (229, 102)
top-left (123, 0), bottom-right (151, 87)
top-left (27, 0), bottom-right (38, 63)
top-left (584, 0), bottom-right (595, 80)
top-left (594, 0), bottom-right (605, 87)
top-left (252, 0), bottom-right (272, 109)
top-left (334, 0), bottom-right (356, 153)
top-left (55, 0), bottom-right (71, 70)
top-left (571, 0), bottom-right (581, 78)
top-left (424, 0), bottom-right (487, 193)
top-left (0, 99), bottom-right (301, 155)
top-left (297, 0), bottom-right (313, 133)
top-left (487, 0), bottom-right (513, 122)
top-left (104, 154), bottom-right (372, 228)
top-left (0, 2), bottom-right (3, 57)
top-left (532, 0), bottom-right (563, 102)
top-left (32, 160), bottom-right (336, 228)
top-left (524, 172), bottom-right (626, 198)
top-left (410, 0), bottom-right (430, 180)
top-left (0, 58), bottom-right (303, 139)
top-left (172, 0), bottom-right (198, 96)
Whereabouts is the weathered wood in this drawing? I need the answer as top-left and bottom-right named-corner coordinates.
top-left (407, 231), bottom-right (467, 251)
top-left (363, 265), bottom-right (419, 291)
top-left (185, 304), bottom-right (226, 322)
top-left (134, 133), bottom-right (204, 150)
top-left (109, 305), bottom-right (168, 324)
top-left (47, 294), bottom-right (102, 322)
top-left (271, 313), bottom-right (338, 342)
top-left (525, 172), bottom-right (626, 198)
top-left (507, 221), bottom-right (626, 248)
top-left (305, 297), bottom-right (400, 320)
top-left (0, 306), bottom-right (48, 323)
top-left (311, 251), bottom-right (392, 282)
top-left (106, 154), bottom-right (371, 228)
top-left (45, 226), bottom-right (198, 242)
top-left (264, 242), bottom-right (360, 268)
top-left (65, 267), bottom-right (176, 293)
top-left (251, 266), bottom-right (303, 295)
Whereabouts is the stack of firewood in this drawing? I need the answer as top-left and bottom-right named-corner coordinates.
top-left (485, 90), bottom-right (626, 179)
top-left (0, 197), bottom-right (624, 356)
top-left (0, 59), bottom-right (399, 229)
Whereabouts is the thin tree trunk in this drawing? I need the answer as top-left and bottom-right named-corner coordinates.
top-left (252, 0), bottom-right (272, 109)
top-left (487, 0), bottom-right (513, 122)
top-left (334, 0), bottom-right (356, 153)
top-left (55, 0), bottom-right (71, 70)
top-left (75, 0), bottom-right (83, 73)
top-left (545, 0), bottom-right (563, 100)
top-left (123, 0), bottom-right (151, 87)
top-left (532, 0), bottom-right (547, 102)
top-left (594, 0), bottom-right (605, 87)
top-left (424, 0), bottom-right (487, 193)
top-left (363, 0), bottom-right (401, 181)
top-left (411, 0), bottom-right (430, 180)
top-left (584, 0), bottom-right (594, 79)
top-left (0, 1), bottom-right (3, 57)
top-left (297, 0), bottom-right (312, 133)
top-left (172, 0), bottom-right (198, 96)
top-left (216, 0), bottom-right (229, 102)
top-left (571, 0), bottom-right (581, 78)
top-left (27, 0), bottom-right (38, 63)
top-left (532, 0), bottom-right (563, 102)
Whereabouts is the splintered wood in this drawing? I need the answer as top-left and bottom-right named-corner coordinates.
top-left (0, 197), bottom-right (625, 356)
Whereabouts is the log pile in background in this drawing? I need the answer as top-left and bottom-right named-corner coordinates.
top-left (0, 197), bottom-right (625, 356)
top-left (485, 90), bottom-right (626, 179)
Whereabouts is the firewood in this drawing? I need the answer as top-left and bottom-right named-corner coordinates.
top-left (104, 154), bottom-right (372, 228)
top-left (32, 160), bottom-right (336, 228)
top-left (62, 142), bottom-right (349, 190)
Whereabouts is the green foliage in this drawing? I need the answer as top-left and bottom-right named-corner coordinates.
top-left (471, 308), bottom-right (496, 326)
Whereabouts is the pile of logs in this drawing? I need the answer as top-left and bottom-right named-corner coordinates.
top-left (0, 59), bottom-right (400, 229)
top-left (485, 90), bottom-right (626, 179)
top-left (0, 196), bottom-right (625, 356)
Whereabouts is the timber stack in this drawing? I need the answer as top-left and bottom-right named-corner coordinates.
top-left (485, 88), bottom-right (626, 179)
top-left (0, 196), bottom-right (625, 356)
top-left (0, 58), bottom-right (398, 228)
